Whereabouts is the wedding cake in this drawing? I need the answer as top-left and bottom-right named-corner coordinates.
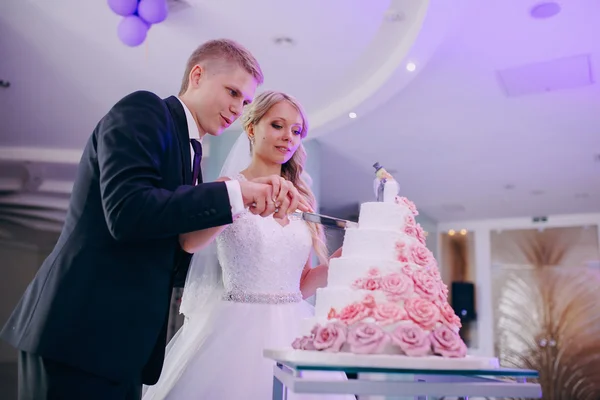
top-left (292, 164), bottom-right (467, 359)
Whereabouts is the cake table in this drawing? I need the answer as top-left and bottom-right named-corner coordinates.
top-left (264, 348), bottom-right (542, 400)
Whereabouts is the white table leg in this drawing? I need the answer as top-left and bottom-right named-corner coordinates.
top-left (272, 363), bottom-right (286, 400)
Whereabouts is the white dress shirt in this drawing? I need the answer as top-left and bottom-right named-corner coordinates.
top-left (176, 98), bottom-right (245, 217)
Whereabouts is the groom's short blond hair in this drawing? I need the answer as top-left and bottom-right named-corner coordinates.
top-left (179, 39), bottom-right (264, 95)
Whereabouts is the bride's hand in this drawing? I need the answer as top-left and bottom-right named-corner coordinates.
top-left (250, 175), bottom-right (311, 215)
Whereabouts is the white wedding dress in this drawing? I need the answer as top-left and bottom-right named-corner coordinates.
top-left (142, 177), bottom-right (354, 399)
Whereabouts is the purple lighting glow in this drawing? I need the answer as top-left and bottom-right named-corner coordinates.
top-left (530, 2), bottom-right (561, 19)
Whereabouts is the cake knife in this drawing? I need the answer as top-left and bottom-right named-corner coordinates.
top-left (289, 211), bottom-right (358, 229)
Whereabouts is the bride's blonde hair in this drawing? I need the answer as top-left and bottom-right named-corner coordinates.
top-left (242, 91), bottom-right (329, 265)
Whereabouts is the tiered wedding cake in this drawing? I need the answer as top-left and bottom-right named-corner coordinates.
top-left (292, 164), bottom-right (467, 359)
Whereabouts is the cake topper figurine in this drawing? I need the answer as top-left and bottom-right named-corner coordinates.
top-left (373, 162), bottom-right (400, 202)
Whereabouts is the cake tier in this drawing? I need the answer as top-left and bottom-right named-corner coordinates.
top-left (314, 287), bottom-right (458, 329)
top-left (297, 308), bottom-right (465, 358)
top-left (358, 201), bottom-right (414, 233)
top-left (342, 228), bottom-right (410, 261)
top-left (314, 287), bottom-right (389, 319)
top-left (301, 285), bottom-right (465, 358)
top-left (342, 228), bottom-right (434, 267)
top-left (327, 257), bottom-right (427, 289)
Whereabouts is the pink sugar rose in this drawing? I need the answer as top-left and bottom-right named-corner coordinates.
top-left (405, 298), bottom-right (440, 331)
top-left (380, 272), bottom-right (414, 301)
top-left (372, 302), bottom-right (407, 326)
top-left (396, 242), bottom-right (409, 263)
top-left (351, 278), bottom-right (363, 290)
top-left (352, 277), bottom-right (381, 291)
top-left (425, 266), bottom-right (441, 279)
top-left (405, 214), bottom-right (416, 228)
top-left (404, 215), bottom-right (419, 240)
top-left (362, 294), bottom-right (377, 309)
top-left (411, 245), bottom-right (433, 267)
top-left (292, 335), bottom-right (316, 351)
top-left (438, 302), bottom-right (462, 329)
top-left (412, 270), bottom-right (441, 302)
top-left (430, 325), bottom-right (467, 358)
top-left (415, 224), bottom-right (427, 245)
top-left (347, 322), bottom-right (390, 354)
top-left (313, 322), bottom-right (347, 352)
top-left (395, 196), bottom-right (419, 216)
top-left (405, 224), bottom-right (417, 237)
top-left (438, 280), bottom-right (449, 303)
top-left (363, 278), bottom-right (380, 291)
top-left (368, 267), bottom-right (381, 277)
top-left (401, 263), bottom-right (414, 277)
top-left (338, 302), bottom-right (371, 325)
top-left (390, 322), bottom-right (431, 357)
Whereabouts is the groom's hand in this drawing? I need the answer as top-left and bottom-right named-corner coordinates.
top-left (251, 175), bottom-right (311, 217)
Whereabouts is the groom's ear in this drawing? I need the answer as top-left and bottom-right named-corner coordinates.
top-left (189, 64), bottom-right (206, 88)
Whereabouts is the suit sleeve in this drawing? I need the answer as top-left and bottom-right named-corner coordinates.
top-left (96, 91), bottom-right (234, 242)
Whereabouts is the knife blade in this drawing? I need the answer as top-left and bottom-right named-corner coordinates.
top-left (290, 211), bottom-right (358, 229)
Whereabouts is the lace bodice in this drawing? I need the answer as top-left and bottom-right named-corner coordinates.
top-left (216, 192), bottom-right (312, 299)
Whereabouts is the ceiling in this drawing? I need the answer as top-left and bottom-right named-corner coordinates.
top-left (0, 0), bottom-right (438, 232)
top-left (0, 0), bottom-right (599, 235)
top-left (320, 0), bottom-right (600, 222)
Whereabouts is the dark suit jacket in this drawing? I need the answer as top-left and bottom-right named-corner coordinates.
top-left (1, 91), bottom-right (233, 384)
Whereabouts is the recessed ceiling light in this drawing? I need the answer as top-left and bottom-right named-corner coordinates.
top-left (273, 37), bottom-right (295, 47)
top-left (406, 62), bottom-right (416, 72)
top-left (348, 112), bottom-right (357, 119)
top-left (594, 154), bottom-right (600, 163)
top-left (460, 229), bottom-right (467, 235)
top-left (575, 193), bottom-right (590, 199)
top-left (531, 189), bottom-right (545, 196)
top-left (530, 2), bottom-right (561, 19)
top-left (384, 9), bottom-right (405, 22)
top-left (504, 184), bottom-right (515, 190)
top-left (448, 229), bottom-right (456, 236)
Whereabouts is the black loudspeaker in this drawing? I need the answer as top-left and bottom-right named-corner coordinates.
top-left (451, 282), bottom-right (476, 322)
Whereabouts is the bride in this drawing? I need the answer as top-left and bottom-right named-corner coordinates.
top-left (142, 91), bottom-right (354, 400)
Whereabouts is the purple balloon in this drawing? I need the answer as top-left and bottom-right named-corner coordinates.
top-left (107, 0), bottom-right (139, 16)
top-left (117, 16), bottom-right (149, 47)
top-left (137, 0), bottom-right (168, 24)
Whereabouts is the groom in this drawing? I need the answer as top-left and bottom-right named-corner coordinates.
top-left (1, 39), bottom-right (305, 400)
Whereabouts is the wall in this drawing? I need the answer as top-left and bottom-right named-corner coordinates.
top-left (0, 239), bottom-right (56, 362)
top-left (438, 212), bottom-right (600, 357)
top-left (202, 132), bottom-right (242, 181)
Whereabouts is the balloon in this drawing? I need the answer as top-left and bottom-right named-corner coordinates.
top-left (137, 0), bottom-right (168, 24)
top-left (107, 0), bottom-right (139, 16)
top-left (117, 16), bottom-right (150, 47)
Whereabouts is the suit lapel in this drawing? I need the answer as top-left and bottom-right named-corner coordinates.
top-left (164, 96), bottom-right (192, 185)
